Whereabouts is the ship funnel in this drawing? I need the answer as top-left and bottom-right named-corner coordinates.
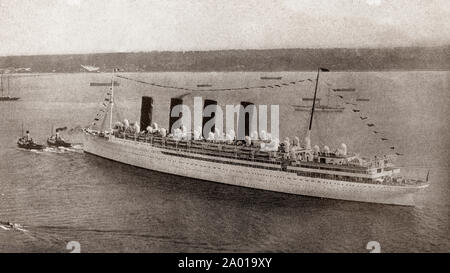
top-left (203, 99), bottom-right (217, 139)
top-left (140, 96), bottom-right (153, 130)
top-left (169, 98), bottom-right (183, 134)
top-left (238, 101), bottom-right (256, 140)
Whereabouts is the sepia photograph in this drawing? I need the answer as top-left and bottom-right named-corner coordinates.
top-left (0, 0), bottom-right (448, 261)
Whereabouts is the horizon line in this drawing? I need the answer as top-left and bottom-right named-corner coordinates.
top-left (0, 44), bottom-right (448, 58)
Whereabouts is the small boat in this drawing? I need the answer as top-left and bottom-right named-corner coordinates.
top-left (17, 137), bottom-right (45, 150)
top-left (90, 81), bottom-right (119, 86)
top-left (295, 88), bottom-right (344, 112)
top-left (197, 84), bottom-right (212, 88)
top-left (81, 64), bottom-right (100, 72)
top-left (260, 76), bottom-right (282, 80)
top-left (332, 88), bottom-right (356, 92)
top-left (0, 96), bottom-right (19, 101)
top-left (47, 136), bottom-right (72, 147)
top-left (0, 221), bottom-right (26, 232)
top-left (0, 74), bottom-right (20, 101)
top-left (293, 105), bottom-right (345, 112)
top-left (47, 137), bottom-right (72, 147)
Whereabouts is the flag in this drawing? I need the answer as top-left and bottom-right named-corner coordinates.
top-left (381, 138), bottom-right (388, 141)
top-left (360, 116), bottom-right (368, 120)
top-left (367, 123), bottom-right (375, 127)
top-left (390, 147), bottom-right (395, 149)
top-left (352, 109), bottom-right (360, 112)
top-left (319, 67), bottom-right (330, 72)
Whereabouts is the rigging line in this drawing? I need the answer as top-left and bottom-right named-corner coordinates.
top-left (337, 95), bottom-right (398, 153)
top-left (320, 85), bottom-right (400, 154)
top-left (116, 74), bottom-right (314, 92)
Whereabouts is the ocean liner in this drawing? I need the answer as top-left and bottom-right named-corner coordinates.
top-left (83, 68), bottom-right (429, 206)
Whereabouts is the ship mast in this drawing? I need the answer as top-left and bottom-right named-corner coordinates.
top-left (109, 69), bottom-right (115, 132)
top-left (306, 67), bottom-right (329, 146)
top-left (1, 73), bottom-right (3, 97)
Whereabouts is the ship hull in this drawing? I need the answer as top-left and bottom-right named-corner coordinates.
top-left (0, 97), bottom-right (19, 101)
top-left (83, 135), bottom-right (427, 206)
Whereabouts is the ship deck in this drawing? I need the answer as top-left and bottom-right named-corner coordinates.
top-left (86, 132), bottom-right (427, 188)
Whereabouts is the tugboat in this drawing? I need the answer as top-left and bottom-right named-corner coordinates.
top-left (47, 136), bottom-right (72, 148)
top-left (17, 131), bottom-right (45, 150)
top-left (47, 127), bottom-right (72, 147)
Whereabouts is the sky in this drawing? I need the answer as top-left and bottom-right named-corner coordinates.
top-left (0, 0), bottom-right (449, 56)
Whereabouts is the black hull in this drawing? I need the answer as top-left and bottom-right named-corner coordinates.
top-left (0, 97), bottom-right (20, 101)
top-left (17, 143), bottom-right (45, 150)
top-left (47, 139), bottom-right (72, 148)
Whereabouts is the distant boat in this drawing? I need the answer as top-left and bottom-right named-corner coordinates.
top-left (292, 105), bottom-right (345, 112)
top-left (332, 88), bottom-right (356, 92)
top-left (15, 67), bottom-right (31, 73)
top-left (0, 74), bottom-right (20, 101)
top-left (295, 89), bottom-right (344, 112)
top-left (90, 81), bottom-right (119, 86)
top-left (356, 98), bottom-right (370, 101)
top-left (260, 76), bottom-right (282, 80)
top-left (81, 65), bottom-right (100, 72)
top-left (197, 84), bottom-right (212, 87)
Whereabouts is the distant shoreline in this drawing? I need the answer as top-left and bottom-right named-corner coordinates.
top-left (2, 70), bottom-right (448, 76)
top-left (1, 46), bottom-right (448, 73)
